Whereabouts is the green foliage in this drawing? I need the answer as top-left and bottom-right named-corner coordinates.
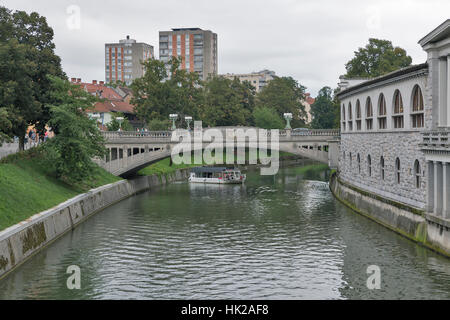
top-left (345, 38), bottom-right (412, 78)
top-left (200, 76), bottom-right (256, 127)
top-left (106, 112), bottom-right (132, 131)
top-left (0, 6), bottom-right (64, 149)
top-left (131, 57), bottom-right (203, 127)
top-left (0, 146), bottom-right (120, 231)
top-left (42, 76), bottom-right (107, 184)
top-left (253, 106), bottom-right (284, 129)
top-left (0, 107), bottom-right (12, 145)
top-left (256, 76), bottom-right (307, 128)
top-left (148, 118), bottom-right (171, 131)
top-left (310, 87), bottom-right (338, 129)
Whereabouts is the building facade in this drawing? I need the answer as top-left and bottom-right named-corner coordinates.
top-left (337, 20), bottom-right (450, 220)
top-left (159, 28), bottom-right (218, 80)
top-left (105, 36), bottom-right (154, 85)
top-left (222, 70), bottom-right (276, 92)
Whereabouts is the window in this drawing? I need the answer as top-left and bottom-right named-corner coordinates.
top-left (412, 85), bottom-right (424, 128)
top-left (414, 160), bottom-right (421, 188)
top-left (380, 156), bottom-right (385, 180)
top-left (366, 97), bottom-right (373, 130)
top-left (393, 90), bottom-right (404, 129)
top-left (395, 158), bottom-right (401, 184)
top-left (348, 103), bottom-right (353, 131)
top-left (342, 104), bottom-right (346, 131)
top-left (349, 152), bottom-right (352, 169)
top-left (357, 154), bottom-right (361, 174)
top-left (356, 100), bottom-right (362, 130)
top-left (160, 35), bottom-right (168, 42)
top-left (378, 94), bottom-right (387, 129)
top-left (367, 155), bottom-right (372, 177)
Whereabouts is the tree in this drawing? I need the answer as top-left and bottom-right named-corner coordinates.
top-left (106, 112), bottom-right (132, 131)
top-left (131, 57), bottom-right (203, 127)
top-left (0, 108), bottom-right (12, 145)
top-left (200, 76), bottom-right (256, 127)
top-left (256, 77), bottom-right (307, 128)
top-left (43, 76), bottom-right (106, 183)
top-left (310, 87), bottom-right (338, 129)
top-left (0, 6), bottom-right (65, 150)
top-left (253, 106), bottom-right (284, 129)
top-left (345, 38), bottom-right (412, 78)
top-left (148, 119), bottom-right (171, 131)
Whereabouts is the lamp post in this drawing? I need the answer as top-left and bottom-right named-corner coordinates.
top-left (283, 113), bottom-right (293, 130)
top-left (185, 116), bottom-right (192, 130)
top-left (169, 114), bottom-right (178, 130)
top-left (116, 117), bottom-right (124, 131)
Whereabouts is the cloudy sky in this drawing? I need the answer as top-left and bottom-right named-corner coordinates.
top-left (3, 0), bottom-right (449, 96)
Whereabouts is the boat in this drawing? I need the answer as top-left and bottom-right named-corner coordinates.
top-left (189, 166), bottom-right (246, 184)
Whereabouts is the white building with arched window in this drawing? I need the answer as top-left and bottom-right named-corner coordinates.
top-left (337, 20), bottom-right (450, 224)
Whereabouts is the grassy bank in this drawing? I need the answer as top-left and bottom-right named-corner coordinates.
top-left (138, 151), bottom-right (296, 177)
top-left (0, 148), bottom-right (121, 231)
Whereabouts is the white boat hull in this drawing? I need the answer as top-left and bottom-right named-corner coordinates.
top-left (188, 177), bottom-right (245, 184)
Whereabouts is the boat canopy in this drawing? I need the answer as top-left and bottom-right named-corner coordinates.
top-left (191, 166), bottom-right (236, 173)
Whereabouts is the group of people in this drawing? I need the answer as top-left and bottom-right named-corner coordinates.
top-left (24, 128), bottom-right (54, 147)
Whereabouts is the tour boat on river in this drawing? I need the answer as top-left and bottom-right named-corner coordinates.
top-left (189, 167), bottom-right (246, 184)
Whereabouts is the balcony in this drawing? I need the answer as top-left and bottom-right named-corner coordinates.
top-left (421, 130), bottom-right (450, 152)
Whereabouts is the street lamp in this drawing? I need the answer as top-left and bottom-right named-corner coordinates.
top-left (283, 113), bottom-right (293, 130)
top-left (169, 114), bottom-right (178, 130)
top-left (185, 116), bottom-right (192, 130)
top-left (116, 117), bottom-right (124, 130)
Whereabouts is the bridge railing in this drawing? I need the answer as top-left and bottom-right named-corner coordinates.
top-left (101, 131), bottom-right (172, 140)
top-left (421, 130), bottom-right (450, 151)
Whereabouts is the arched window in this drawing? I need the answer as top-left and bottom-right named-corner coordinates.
top-left (356, 100), bottom-right (362, 130)
top-left (395, 158), bottom-right (401, 184)
top-left (366, 97), bottom-right (373, 130)
top-left (342, 104), bottom-right (346, 131)
top-left (380, 156), bottom-right (385, 180)
top-left (367, 155), bottom-right (372, 177)
top-left (349, 152), bottom-right (352, 169)
top-left (411, 85), bottom-right (424, 128)
top-left (348, 103), bottom-right (353, 131)
top-left (378, 93), bottom-right (387, 129)
top-left (393, 90), bottom-right (404, 129)
top-left (357, 153), bottom-right (361, 174)
top-left (414, 160), bottom-right (421, 188)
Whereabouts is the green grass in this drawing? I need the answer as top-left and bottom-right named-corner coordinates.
top-left (0, 148), bottom-right (121, 231)
top-left (138, 151), bottom-right (296, 177)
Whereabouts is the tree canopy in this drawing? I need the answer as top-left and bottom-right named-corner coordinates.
top-left (256, 77), bottom-right (307, 128)
top-left (0, 6), bottom-right (65, 149)
top-left (310, 87), bottom-right (339, 129)
top-left (345, 38), bottom-right (412, 78)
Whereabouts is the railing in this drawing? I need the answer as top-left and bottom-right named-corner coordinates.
top-left (421, 130), bottom-right (450, 151)
top-left (101, 131), bottom-right (172, 140)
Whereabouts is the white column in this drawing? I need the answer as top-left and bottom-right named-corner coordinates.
top-left (427, 161), bottom-right (434, 212)
top-left (447, 56), bottom-right (450, 127)
top-left (439, 58), bottom-right (448, 127)
top-left (444, 162), bottom-right (450, 219)
top-left (434, 161), bottom-right (443, 216)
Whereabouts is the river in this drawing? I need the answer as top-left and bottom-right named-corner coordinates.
top-left (1, 164), bottom-right (450, 299)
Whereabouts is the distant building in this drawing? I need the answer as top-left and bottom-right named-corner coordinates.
top-left (105, 36), bottom-right (154, 85)
top-left (70, 78), bottom-right (141, 129)
top-left (302, 93), bottom-right (315, 124)
top-left (222, 70), bottom-right (276, 93)
top-left (159, 28), bottom-right (218, 80)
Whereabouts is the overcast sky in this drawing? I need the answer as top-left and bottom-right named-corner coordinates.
top-left (3, 0), bottom-right (449, 96)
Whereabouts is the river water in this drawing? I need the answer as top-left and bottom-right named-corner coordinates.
top-left (1, 164), bottom-right (450, 299)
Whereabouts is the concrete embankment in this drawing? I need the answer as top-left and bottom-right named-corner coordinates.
top-left (330, 172), bottom-right (450, 257)
top-left (0, 169), bottom-right (190, 279)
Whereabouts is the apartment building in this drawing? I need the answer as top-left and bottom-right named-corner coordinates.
top-left (105, 36), bottom-right (154, 85)
top-left (222, 70), bottom-right (276, 92)
top-left (159, 28), bottom-right (218, 80)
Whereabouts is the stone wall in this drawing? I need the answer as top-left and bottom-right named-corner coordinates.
top-left (330, 172), bottom-right (450, 257)
top-left (339, 131), bottom-right (427, 209)
top-left (0, 169), bottom-right (190, 279)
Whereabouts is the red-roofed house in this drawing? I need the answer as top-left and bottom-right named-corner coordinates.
top-left (302, 93), bottom-right (315, 124)
top-left (70, 78), bottom-right (141, 129)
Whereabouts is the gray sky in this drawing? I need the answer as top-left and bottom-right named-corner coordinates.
top-left (3, 0), bottom-right (449, 96)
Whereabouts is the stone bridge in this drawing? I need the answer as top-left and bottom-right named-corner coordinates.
top-left (95, 127), bottom-right (340, 177)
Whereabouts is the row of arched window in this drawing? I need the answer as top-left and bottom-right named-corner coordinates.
top-left (342, 85), bottom-right (424, 131)
top-left (344, 152), bottom-right (422, 188)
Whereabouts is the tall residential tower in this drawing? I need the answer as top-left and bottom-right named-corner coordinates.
top-left (159, 28), bottom-right (218, 80)
top-left (105, 36), bottom-right (154, 85)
